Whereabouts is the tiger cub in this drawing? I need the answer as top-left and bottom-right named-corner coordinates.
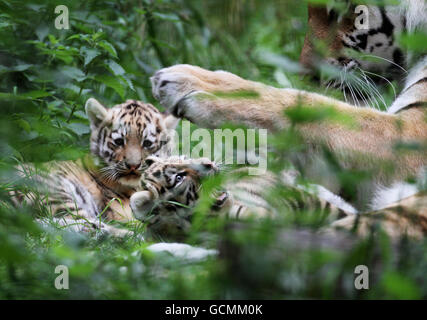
top-left (9, 98), bottom-right (179, 237)
top-left (130, 156), bottom-right (357, 238)
top-left (129, 155), bottom-right (218, 238)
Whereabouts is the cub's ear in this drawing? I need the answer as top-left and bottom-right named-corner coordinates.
top-left (85, 98), bottom-right (108, 127)
top-left (163, 113), bottom-right (180, 130)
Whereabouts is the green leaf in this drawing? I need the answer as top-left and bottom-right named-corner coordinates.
top-left (257, 50), bottom-right (304, 73)
top-left (134, 8), bottom-right (146, 15)
top-left (48, 34), bottom-right (58, 45)
top-left (21, 90), bottom-right (52, 99)
top-left (274, 69), bottom-right (292, 88)
top-left (16, 119), bottom-right (31, 133)
top-left (0, 21), bottom-right (13, 29)
top-left (66, 122), bottom-right (90, 136)
top-left (105, 60), bottom-right (125, 76)
top-left (73, 111), bottom-right (88, 120)
top-left (0, 63), bottom-right (33, 74)
top-left (92, 31), bottom-right (104, 41)
top-left (67, 34), bottom-right (80, 41)
top-left (120, 74), bottom-right (135, 91)
top-left (35, 24), bottom-right (49, 41)
top-left (95, 75), bottom-right (125, 99)
top-left (61, 66), bottom-right (87, 82)
top-left (98, 40), bottom-right (118, 58)
top-left (0, 90), bottom-right (52, 100)
top-left (27, 4), bottom-right (45, 12)
top-left (62, 84), bottom-right (91, 96)
top-left (13, 63), bottom-right (33, 72)
top-left (80, 46), bottom-right (101, 67)
top-left (0, 92), bottom-right (28, 100)
top-left (0, 65), bottom-right (9, 73)
top-left (284, 105), bottom-right (353, 126)
top-left (152, 12), bottom-right (180, 22)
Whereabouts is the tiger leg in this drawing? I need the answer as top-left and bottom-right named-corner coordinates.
top-left (151, 64), bottom-right (426, 181)
top-left (151, 64), bottom-right (287, 130)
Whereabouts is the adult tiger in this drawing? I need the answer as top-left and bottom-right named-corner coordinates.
top-left (149, 0), bottom-right (426, 214)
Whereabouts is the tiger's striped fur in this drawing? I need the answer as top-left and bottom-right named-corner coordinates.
top-left (130, 154), bottom-right (427, 240)
top-left (211, 167), bottom-right (357, 221)
top-left (130, 157), bottom-right (357, 238)
top-left (9, 98), bottom-right (179, 236)
top-left (326, 191), bottom-right (427, 239)
top-left (130, 155), bottom-right (218, 237)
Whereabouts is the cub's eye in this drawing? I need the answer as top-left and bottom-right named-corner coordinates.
top-left (175, 173), bottom-right (185, 183)
top-left (114, 138), bottom-right (124, 146)
top-left (143, 140), bottom-right (153, 148)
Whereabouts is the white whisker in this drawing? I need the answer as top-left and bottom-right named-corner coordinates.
top-left (347, 82), bottom-right (359, 107)
top-left (351, 70), bottom-right (382, 108)
top-left (360, 54), bottom-right (408, 74)
top-left (352, 76), bottom-right (380, 109)
top-left (356, 70), bottom-right (388, 109)
top-left (361, 69), bottom-right (397, 100)
top-left (353, 79), bottom-right (376, 109)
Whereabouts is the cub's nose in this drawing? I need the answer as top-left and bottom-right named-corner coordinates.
top-left (125, 162), bottom-right (141, 171)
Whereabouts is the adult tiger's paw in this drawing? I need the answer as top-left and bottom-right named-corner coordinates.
top-left (151, 64), bottom-right (210, 117)
top-left (150, 64), bottom-right (258, 128)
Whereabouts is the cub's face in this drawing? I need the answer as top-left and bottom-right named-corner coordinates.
top-left (131, 155), bottom-right (219, 238)
top-left (85, 98), bottom-right (179, 188)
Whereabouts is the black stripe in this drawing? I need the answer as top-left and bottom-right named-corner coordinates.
top-left (86, 170), bottom-right (126, 200)
top-left (235, 206), bottom-right (243, 219)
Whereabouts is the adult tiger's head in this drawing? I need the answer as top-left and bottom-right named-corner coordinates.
top-left (130, 155), bottom-right (218, 238)
top-left (85, 98), bottom-right (179, 188)
top-left (300, 0), bottom-right (426, 108)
